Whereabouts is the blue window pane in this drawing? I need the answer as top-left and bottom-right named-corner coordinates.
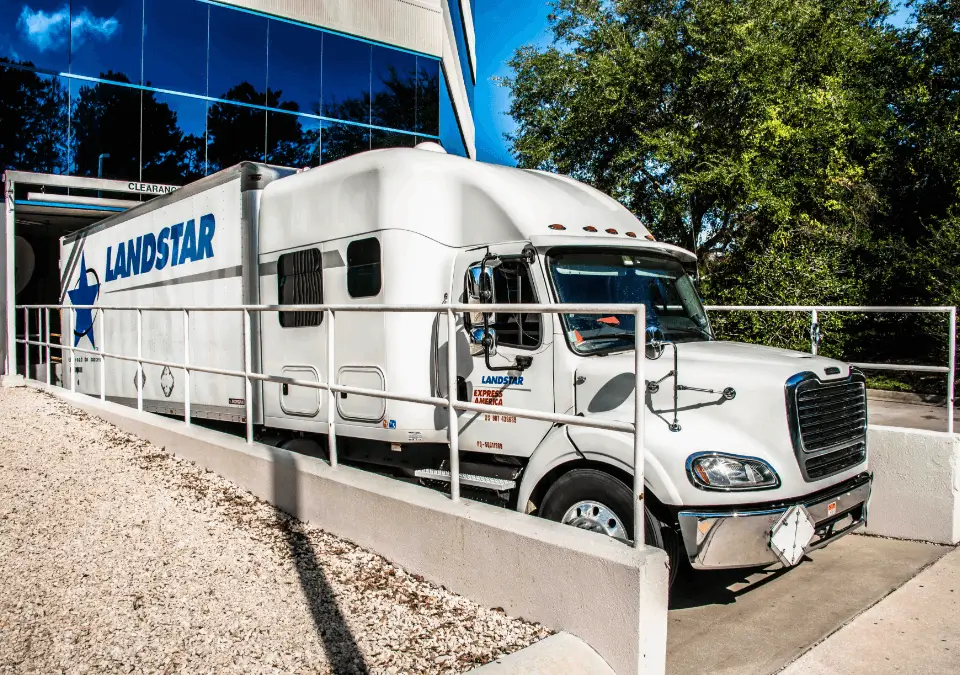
top-left (142, 92), bottom-right (206, 184)
top-left (206, 98), bottom-right (265, 173)
top-left (0, 0), bottom-right (70, 73)
top-left (416, 56), bottom-right (440, 136)
top-left (208, 4), bottom-right (266, 102)
top-left (69, 77), bottom-right (142, 178)
top-left (70, 0), bottom-right (143, 84)
top-left (321, 33), bottom-right (369, 124)
top-left (438, 71), bottom-right (467, 158)
top-left (371, 129), bottom-right (417, 151)
top-left (371, 44), bottom-right (416, 132)
top-left (320, 121), bottom-right (368, 164)
top-left (267, 111), bottom-right (321, 168)
top-left (0, 66), bottom-right (69, 173)
top-left (267, 20), bottom-right (321, 116)
top-left (446, 0), bottom-right (474, 109)
top-left (143, 0), bottom-right (208, 96)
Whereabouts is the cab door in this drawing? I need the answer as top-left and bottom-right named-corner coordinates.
top-left (443, 246), bottom-right (555, 458)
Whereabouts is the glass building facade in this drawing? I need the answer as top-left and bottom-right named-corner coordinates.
top-left (0, 0), bottom-right (446, 184)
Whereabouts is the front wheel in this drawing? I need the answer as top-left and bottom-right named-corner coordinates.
top-left (539, 468), bottom-right (680, 586)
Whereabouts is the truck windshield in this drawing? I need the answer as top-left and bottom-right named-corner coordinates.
top-left (547, 250), bottom-right (712, 354)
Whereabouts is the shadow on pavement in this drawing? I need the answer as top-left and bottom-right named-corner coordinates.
top-left (269, 447), bottom-right (370, 675)
top-left (669, 562), bottom-right (792, 610)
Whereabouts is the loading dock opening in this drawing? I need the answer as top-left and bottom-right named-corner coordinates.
top-left (2, 172), bottom-right (178, 379)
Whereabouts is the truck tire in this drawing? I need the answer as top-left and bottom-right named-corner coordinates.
top-left (539, 468), bottom-right (680, 586)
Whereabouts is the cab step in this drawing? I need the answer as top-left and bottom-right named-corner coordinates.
top-left (414, 468), bottom-right (516, 492)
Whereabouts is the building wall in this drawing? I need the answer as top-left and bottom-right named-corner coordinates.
top-left (0, 0), bottom-right (475, 185)
top-left (440, 0), bottom-right (475, 158)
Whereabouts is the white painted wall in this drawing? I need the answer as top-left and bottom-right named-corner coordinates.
top-left (865, 425), bottom-right (960, 545)
top-left (218, 0), bottom-right (444, 55)
top-left (440, 0), bottom-right (476, 157)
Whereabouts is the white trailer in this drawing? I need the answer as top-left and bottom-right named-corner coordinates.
top-left (61, 145), bottom-right (872, 583)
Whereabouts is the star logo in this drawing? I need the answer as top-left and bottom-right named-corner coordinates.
top-left (67, 253), bottom-right (100, 349)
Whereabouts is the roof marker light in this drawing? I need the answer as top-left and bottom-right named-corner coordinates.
top-left (583, 226), bottom-right (597, 232)
top-left (645, 234), bottom-right (656, 241)
top-left (605, 228), bottom-right (618, 235)
top-left (626, 231), bottom-right (637, 238)
top-left (548, 223), bottom-right (566, 230)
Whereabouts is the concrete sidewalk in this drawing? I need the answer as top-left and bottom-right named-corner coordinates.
top-left (779, 545), bottom-right (960, 674)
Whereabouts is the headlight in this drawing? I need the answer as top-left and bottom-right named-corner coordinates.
top-left (686, 452), bottom-right (780, 491)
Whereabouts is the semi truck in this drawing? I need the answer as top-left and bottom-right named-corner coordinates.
top-left (60, 144), bottom-right (872, 582)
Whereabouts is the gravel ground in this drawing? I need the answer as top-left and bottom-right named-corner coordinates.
top-left (0, 386), bottom-right (549, 674)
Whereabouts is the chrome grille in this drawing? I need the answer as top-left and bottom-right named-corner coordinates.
top-left (786, 371), bottom-right (868, 482)
top-left (796, 380), bottom-right (867, 452)
top-left (805, 442), bottom-right (866, 480)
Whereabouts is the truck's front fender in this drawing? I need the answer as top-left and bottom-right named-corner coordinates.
top-left (514, 425), bottom-right (682, 512)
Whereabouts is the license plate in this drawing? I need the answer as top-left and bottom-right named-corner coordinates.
top-left (770, 505), bottom-right (816, 567)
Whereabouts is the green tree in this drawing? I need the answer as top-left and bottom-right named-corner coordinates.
top-left (506, 0), bottom-right (893, 256)
top-left (504, 0), bottom-right (910, 357)
top-left (849, 0), bottom-right (960, 371)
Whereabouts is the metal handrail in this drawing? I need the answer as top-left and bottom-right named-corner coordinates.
top-left (705, 304), bottom-right (957, 433)
top-left (15, 302), bottom-right (648, 547)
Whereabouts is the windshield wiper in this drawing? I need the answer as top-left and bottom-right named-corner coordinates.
top-left (577, 333), bottom-right (636, 344)
top-left (669, 325), bottom-right (713, 341)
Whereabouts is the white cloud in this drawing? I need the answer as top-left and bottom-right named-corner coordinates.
top-left (17, 5), bottom-right (69, 52)
top-left (17, 4), bottom-right (119, 53)
top-left (71, 8), bottom-right (119, 48)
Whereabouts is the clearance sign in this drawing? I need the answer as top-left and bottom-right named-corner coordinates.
top-left (126, 181), bottom-right (178, 195)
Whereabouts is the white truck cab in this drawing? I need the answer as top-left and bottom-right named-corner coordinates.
top-left (61, 146), bottom-right (871, 583)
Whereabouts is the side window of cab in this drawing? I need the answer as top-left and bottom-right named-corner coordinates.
top-left (467, 259), bottom-right (541, 350)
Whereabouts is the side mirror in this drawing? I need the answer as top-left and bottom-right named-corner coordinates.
top-left (465, 263), bottom-right (499, 304)
top-left (645, 326), bottom-right (666, 360)
top-left (469, 327), bottom-right (497, 357)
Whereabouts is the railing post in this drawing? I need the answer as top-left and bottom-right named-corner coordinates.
top-left (4, 179), bottom-right (16, 379)
top-left (99, 309), bottom-right (106, 401)
top-left (949, 307), bottom-right (956, 435)
top-left (136, 309), bottom-right (143, 411)
top-left (326, 308), bottom-right (338, 467)
top-left (811, 309), bottom-right (819, 356)
top-left (633, 305), bottom-right (646, 547)
top-left (183, 309), bottom-right (191, 425)
top-left (23, 306), bottom-right (29, 379)
top-left (44, 308), bottom-right (51, 386)
top-left (446, 307), bottom-right (460, 502)
top-left (243, 309), bottom-right (253, 444)
top-left (69, 309), bottom-right (76, 393)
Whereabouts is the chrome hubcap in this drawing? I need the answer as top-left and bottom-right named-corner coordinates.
top-left (561, 500), bottom-right (627, 539)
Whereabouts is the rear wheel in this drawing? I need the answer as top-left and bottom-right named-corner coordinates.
top-left (539, 468), bottom-right (680, 586)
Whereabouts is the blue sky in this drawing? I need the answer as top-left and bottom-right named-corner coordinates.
top-left (474, 1), bottom-right (915, 167)
top-left (474, 0), bottom-right (553, 166)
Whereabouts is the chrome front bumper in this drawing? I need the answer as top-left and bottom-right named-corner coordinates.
top-left (677, 474), bottom-right (872, 570)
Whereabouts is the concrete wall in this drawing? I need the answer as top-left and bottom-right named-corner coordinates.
top-left (217, 0), bottom-right (444, 56)
top-left (30, 382), bottom-right (668, 675)
top-left (866, 425), bottom-right (960, 545)
top-left (441, 0), bottom-right (476, 158)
